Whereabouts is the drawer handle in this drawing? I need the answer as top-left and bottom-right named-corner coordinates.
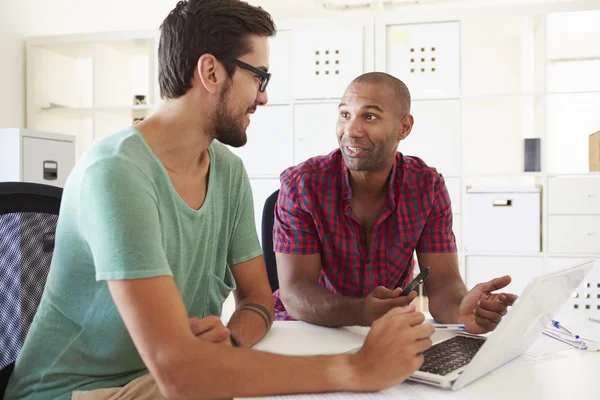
top-left (588, 194), bottom-right (596, 199)
top-left (43, 160), bottom-right (58, 181)
top-left (588, 232), bottom-right (596, 237)
top-left (493, 199), bottom-right (512, 207)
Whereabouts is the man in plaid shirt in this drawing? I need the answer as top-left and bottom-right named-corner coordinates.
top-left (273, 72), bottom-right (517, 334)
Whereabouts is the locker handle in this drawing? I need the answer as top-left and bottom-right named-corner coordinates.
top-left (492, 199), bottom-right (512, 207)
top-left (43, 160), bottom-right (58, 181)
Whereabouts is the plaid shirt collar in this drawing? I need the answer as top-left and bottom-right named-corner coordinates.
top-left (339, 151), bottom-right (401, 208)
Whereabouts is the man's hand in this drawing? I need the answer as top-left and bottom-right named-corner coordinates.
top-left (188, 316), bottom-right (232, 347)
top-left (351, 305), bottom-right (434, 392)
top-left (458, 276), bottom-right (518, 334)
top-left (361, 286), bottom-right (417, 326)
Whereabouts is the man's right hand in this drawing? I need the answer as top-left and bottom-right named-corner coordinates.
top-left (188, 316), bottom-right (232, 347)
top-left (361, 286), bottom-right (418, 326)
top-left (351, 305), bottom-right (434, 392)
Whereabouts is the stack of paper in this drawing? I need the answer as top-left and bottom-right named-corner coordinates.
top-left (542, 317), bottom-right (600, 351)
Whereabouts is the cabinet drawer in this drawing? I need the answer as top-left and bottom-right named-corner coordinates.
top-left (466, 256), bottom-right (543, 296)
top-left (548, 177), bottom-right (600, 215)
top-left (22, 137), bottom-right (75, 187)
top-left (548, 216), bottom-right (600, 254)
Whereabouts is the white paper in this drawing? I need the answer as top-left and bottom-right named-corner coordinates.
top-left (526, 332), bottom-right (575, 356)
top-left (498, 352), bottom-right (567, 370)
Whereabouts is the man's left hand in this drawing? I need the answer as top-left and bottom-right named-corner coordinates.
top-left (458, 276), bottom-right (518, 334)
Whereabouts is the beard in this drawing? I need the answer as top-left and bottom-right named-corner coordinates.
top-left (212, 80), bottom-right (248, 148)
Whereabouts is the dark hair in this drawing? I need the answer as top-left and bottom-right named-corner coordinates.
top-left (158, 0), bottom-right (276, 99)
top-left (352, 72), bottom-right (411, 115)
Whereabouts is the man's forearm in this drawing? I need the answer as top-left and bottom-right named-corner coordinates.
top-left (227, 294), bottom-right (274, 347)
top-left (282, 282), bottom-right (366, 327)
top-left (427, 280), bottom-right (467, 324)
top-left (156, 336), bottom-right (357, 399)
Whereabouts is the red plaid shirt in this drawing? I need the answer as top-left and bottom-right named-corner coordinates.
top-left (272, 149), bottom-right (456, 321)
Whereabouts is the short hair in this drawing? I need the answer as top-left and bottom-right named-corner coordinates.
top-left (351, 72), bottom-right (411, 115)
top-left (158, 0), bottom-right (276, 99)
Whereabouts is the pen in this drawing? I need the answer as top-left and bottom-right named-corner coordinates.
top-left (433, 324), bottom-right (466, 331)
top-left (552, 319), bottom-right (580, 339)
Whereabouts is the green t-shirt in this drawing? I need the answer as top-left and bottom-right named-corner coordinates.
top-left (6, 127), bottom-right (262, 400)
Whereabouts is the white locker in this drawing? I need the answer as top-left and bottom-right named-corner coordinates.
top-left (0, 128), bottom-right (76, 188)
top-left (386, 22), bottom-right (460, 99)
top-left (292, 26), bottom-right (364, 99)
top-left (294, 103), bottom-right (340, 164)
top-left (267, 31), bottom-right (292, 103)
top-left (402, 99), bottom-right (461, 176)
top-left (229, 105), bottom-right (294, 177)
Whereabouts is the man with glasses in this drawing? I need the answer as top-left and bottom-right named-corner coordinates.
top-left (273, 72), bottom-right (518, 333)
top-left (6, 2), bottom-right (434, 400)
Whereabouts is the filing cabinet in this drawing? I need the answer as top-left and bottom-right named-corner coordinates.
top-left (0, 128), bottom-right (76, 188)
top-left (548, 176), bottom-right (600, 255)
top-left (465, 186), bottom-right (542, 253)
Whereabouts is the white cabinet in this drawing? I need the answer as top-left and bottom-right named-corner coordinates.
top-left (268, 31), bottom-right (292, 103)
top-left (229, 105), bottom-right (294, 177)
top-left (294, 103), bottom-right (340, 164)
top-left (0, 128), bottom-right (76, 188)
top-left (548, 176), bottom-right (600, 255)
top-left (548, 216), bottom-right (600, 254)
top-left (466, 256), bottom-right (543, 296)
top-left (402, 100), bottom-right (461, 176)
top-left (386, 21), bottom-right (460, 99)
top-left (548, 176), bottom-right (600, 215)
top-left (465, 186), bottom-right (541, 253)
top-left (292, 26), bottom-right (363, 100)
top-left (445, 177), bottom-right (462, 214)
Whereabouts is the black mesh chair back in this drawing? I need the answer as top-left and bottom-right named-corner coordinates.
top-left (0, 182), bottom-right (62, 396)
top-left (261, 189), bottom-right (280, 293)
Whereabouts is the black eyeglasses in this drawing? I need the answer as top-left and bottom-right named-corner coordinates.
top-left (229, 59), bottom-right (271, 93)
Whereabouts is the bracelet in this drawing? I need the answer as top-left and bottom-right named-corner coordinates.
top-left (230, 330), bottom-right (242, 347)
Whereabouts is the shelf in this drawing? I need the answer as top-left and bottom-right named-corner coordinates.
top-left (39, 104), bottom-right (157, 113)
top-left (549, 56), bottom-right (600, 63)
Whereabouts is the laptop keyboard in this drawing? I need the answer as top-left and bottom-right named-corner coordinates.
top-left (419, 335), bottom-right (485, 376)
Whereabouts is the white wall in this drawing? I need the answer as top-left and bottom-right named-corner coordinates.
top-left (0, 4), bottom-right (25, 128)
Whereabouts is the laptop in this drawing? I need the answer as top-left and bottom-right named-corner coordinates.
top-left (407, 259), bottom-right (596, 390)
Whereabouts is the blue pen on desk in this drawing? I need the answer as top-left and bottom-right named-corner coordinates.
top-left (433, 324), bottom-right (466, 331)
top-left (552, 319), bottom-right (580, 339)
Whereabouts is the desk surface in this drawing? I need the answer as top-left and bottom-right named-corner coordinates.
top-left (249, 321), bottom-right (598, 400)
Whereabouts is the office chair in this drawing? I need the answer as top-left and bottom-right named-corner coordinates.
top-left (261, 189), bottom-right (280, 293)
top-left (0, 182), bottom-right (62, 397)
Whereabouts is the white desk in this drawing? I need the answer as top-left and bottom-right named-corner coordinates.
top-left (249, 321), bottom-right (598, 400)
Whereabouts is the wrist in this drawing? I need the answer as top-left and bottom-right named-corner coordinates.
top-left (229, 330), bottom-right (242, 348)
top-left (352, 297), bottom-right (369, 327)
top-left (327, 354), bottom-right (361, 392)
